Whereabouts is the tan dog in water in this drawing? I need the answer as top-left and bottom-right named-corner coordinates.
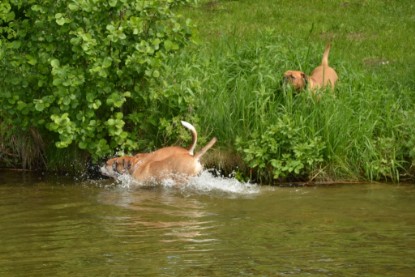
top-left (101, 121), bottom-right (217, 184)
top-left (283, 44), bottom-right (338, 91)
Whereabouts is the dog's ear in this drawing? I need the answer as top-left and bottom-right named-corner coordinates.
top-left (283, 71), bottom-right (293, 79)
top-left (285, 73), bottom-right (295, 82)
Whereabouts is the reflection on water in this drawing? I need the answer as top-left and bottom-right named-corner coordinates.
top-left (98, 188), bottom-right (215, 244)
top-left (0, 170), bottom-right (415, 276)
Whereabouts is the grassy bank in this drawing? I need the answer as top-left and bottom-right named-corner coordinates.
top-left (2, 0), bottom-right (415, 184)
top-left (167, 0), bottom-right (415, 183)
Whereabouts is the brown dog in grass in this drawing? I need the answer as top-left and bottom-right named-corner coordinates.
top-left (101, 121), bottom-right (217, 184)
top-left (283, 44), bottom-right (338, 91)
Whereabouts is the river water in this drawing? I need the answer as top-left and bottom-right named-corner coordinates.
top-left (1, 170), bottom-right (414, 276)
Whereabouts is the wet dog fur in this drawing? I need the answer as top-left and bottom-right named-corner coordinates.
top-left (101, 121), bottom-right (217, 184)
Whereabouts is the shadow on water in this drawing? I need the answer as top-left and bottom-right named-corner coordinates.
top-left (1, 169), bottom-right (415, 276)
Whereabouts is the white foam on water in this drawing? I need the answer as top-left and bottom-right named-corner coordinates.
top-left (184, 170), bottom-right (260, 195)
top-left (110, 170), bottom-right (260, 196)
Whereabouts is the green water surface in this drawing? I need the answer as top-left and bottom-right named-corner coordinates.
top-left (0, 171), bottom-right (414, 276)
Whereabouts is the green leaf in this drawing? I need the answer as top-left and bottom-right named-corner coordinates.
top-left (34, 100), bottom-right (46, 111)
top-left (26, 55), bottom-right (37, 65)
top-left (153, 70), bottom-right (160, 78)
top-left (68, 3), bottom-right (79, 11)
top-left (56, 17), bottom-right (66, 26)
top-left (50, 59), bottom-right (60, 68)
top-left (78, 141), bottom-right (88, 149)
top-left (106, 24), bottom-right (115, 32)
top-left (109, 0), bottom-right (118, 7)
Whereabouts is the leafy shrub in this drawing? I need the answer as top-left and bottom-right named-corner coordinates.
top-left (236, 115), bottom-right (325, 182)
top-left (0, 0), bottom-right (195, 160)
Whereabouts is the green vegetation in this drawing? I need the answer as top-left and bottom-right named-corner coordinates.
top-left (173, 0), bottom-right (415, 183)
top-left (1, 0), bottom-right (415, 183)
top-left (0, 0), bottom-right (195, 171)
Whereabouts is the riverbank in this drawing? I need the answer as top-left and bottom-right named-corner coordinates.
top-left (1, 0), bottom-right (414, 184)
top-left (174, 0), bottom-right (415, 183)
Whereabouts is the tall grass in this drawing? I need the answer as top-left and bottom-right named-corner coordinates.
top-left (165, 2), bottom-right (415, 182)
top-left (0, 126), bottom-right (46, 170)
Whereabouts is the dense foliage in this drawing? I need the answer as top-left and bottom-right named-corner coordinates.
top-left (164, 31), bottom-right (415, 183)
top-left (0, 0), bottom-right (195, 161)
top-left (235, 115), bottom-right (325, 181)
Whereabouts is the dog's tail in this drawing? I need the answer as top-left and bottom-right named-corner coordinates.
top-left (321, 43), bottom-right (331, 67)
top-left (194, 137), bottom-right (217, 160)
top-left (181, 121), bottom-right (197, 155)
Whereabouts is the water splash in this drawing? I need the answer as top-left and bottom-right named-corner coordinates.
top-left (184, 170), bottom-right (260, 195)
top-left (110, 170), bottom-right (260, 196)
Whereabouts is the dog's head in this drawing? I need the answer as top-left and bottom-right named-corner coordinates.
top-left (100, 153), bottom-right (149, 178)
top-left (283, 70), bottom-right (308, 90)
top-left (100, 156), bottom-right (134, 178)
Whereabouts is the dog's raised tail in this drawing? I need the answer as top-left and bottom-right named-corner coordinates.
top-left (194, 137), bottom-right (217, 160)
top-left (181, 121), bottom-right (197, 155)
top-left (321, 43), bottom-right (331, 67)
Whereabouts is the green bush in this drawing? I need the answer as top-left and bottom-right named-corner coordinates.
top-left (0, 0), bottom-right (195, 160)
top-left (236, 115), bottom-right (325, 183)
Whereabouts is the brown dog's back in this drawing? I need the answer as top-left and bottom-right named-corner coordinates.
top-left (309, 44), bottom-right (338, 89)
top-left (132, 137), bottom-right (217, 183)
top-left (101, 121), bottom-right (217, 184)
